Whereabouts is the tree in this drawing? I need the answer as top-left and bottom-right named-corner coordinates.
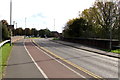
top-left (39, 29), bottom-right (45, 37)
top-left (24, 28), bottom-right (31, 36)
top-left (114, 1), bottom-right (120, 41)
top-left (63, 17), bottom-right (91, 38)
top-left (15, 28), bottom-right (23, 36)
top-left (0, 20), bottom-right (10, 40)
top-left (44, 28), bottom-right (52, 37)
top-left (39, 28), bottom-right (52, 38)
top-left (31, 28), bottom-right (38, 37)
top-left (81, 0), bottom-right (119, 39)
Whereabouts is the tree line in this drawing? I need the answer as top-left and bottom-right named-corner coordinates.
top-left (0, 20), bottom-right (53, 41)
top-left (63, 0), bottom-right (120, 41)
top-left (14, 28), bottom-right (52, 38)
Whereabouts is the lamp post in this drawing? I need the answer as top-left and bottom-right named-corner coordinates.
top-left (10, 0), bottom-right (12, 25)
top-left (10, 0), bottom-right (12, 46)
top-left (24, 17), bottom-right (27, 38)
top-left (16, 22), bottom-right (17, 29)
top-left (54, 18), bottom-right (55, 30)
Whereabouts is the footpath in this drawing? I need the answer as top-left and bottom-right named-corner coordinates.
top-left (51, 40), bottom-right (120, 59)
top-left (3, 39), bottom-right (44, 78)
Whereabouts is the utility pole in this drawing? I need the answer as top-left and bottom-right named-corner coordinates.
top-left (54, 18), bottom-right (55, 31)
top-left (13, 21), bottom-right (16, 29)
top-left (10, 0), bottom-right (12, 26)
top-left (25, 17), bottom-right (27, 28)
top-left (10, 0), bottom-right (12, 46)
top-left (16, 23), bottom-right (17, 29)
top-left (25, 17), bottom-right (26, 38)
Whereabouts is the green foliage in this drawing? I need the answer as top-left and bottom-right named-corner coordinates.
top-left (24, 28), bottom-right (31, 36)
top-left (103, 49), bottom-right (120, 54)
top-left (0, 20), bottom-right (10, 40)
top-left (81, 1), bottom-right (119, 39)
top-left (111, 49), bottom-right (120, 54)
top-left (63, 0), bottom-right (120, 40)
top-left (0, 43), bottom-right (13, 75)
top-left (39, 29), bottom-right (52, 37)
top-left (31, 28), bottom-right (38, 37)
top-left (53, 37), bottom-right (60, 40)
top-left (15, 28), bottom-right (23, 36)
top-left (63, 17), bottom-right (92, 38)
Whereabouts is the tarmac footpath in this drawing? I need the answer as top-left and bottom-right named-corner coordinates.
top-left (3, 39), bottom-right (44, 78)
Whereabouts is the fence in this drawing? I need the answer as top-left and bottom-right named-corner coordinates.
top-left (62, 37), bottom-right (119, 49)
top-left (0, 40), bottom-right (10, 48)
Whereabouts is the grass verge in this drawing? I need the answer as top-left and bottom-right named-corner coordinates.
top-left (103, 49), bottom-right (120, 54)
top-left (0, 43), bottom-right (13, 78)
top-left (111, 49), bottom-right (120, 54)
top-left (52, 37), bottom-right (60, 40)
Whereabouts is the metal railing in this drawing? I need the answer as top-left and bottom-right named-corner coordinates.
top-left (0, 40), bottom-right (10, 48)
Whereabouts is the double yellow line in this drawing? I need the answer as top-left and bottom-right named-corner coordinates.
top-left (32, 40), bottom-right (105, 80)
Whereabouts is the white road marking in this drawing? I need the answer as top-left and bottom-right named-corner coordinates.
top-left (32, 41), bottom-right (86, 78)
top-left (24, 40), bottom-right (49, 80)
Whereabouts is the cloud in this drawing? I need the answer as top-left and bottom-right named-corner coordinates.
top-left (32, 13), bottom-right (46, 18)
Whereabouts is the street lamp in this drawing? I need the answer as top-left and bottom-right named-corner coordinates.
top-left (10, 0), bottom-right (12, 46)
top-left (24, 17), bottom-right (27, 38)
top-left (13, 21), bottom-right (17, 29)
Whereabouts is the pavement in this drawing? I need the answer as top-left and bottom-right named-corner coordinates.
top-left (3, 39), bottom-right (44, 78)
top-left (51, 39), bottom-right (120, 59)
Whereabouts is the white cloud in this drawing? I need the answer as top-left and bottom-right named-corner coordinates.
top-left (0, 0), bottom-right (96, 33)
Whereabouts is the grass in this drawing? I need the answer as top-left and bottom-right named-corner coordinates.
top-left (0, 43), bottom-right (13, 78)
top-left (53, 37), bottom-right (60, 40)
top-left (111, 49), bottom-right (120, 54)
top-left (103, 49), bottom-right (120, 54)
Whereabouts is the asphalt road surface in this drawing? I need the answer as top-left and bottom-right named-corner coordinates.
top-left (34, 38), bottom-right (119, 78)
top-left (3, 38), bottom-right (119, 79)
top-left (4, 39), bottom-right (97, 79)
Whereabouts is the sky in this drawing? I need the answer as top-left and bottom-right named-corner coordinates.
top-left (0, 0), bottom-right (96, 33)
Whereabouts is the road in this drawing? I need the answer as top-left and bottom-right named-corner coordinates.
top-left (3, 38), bottom-right (119, 79)
top-left (34, 38), bottom-right (119, 78)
